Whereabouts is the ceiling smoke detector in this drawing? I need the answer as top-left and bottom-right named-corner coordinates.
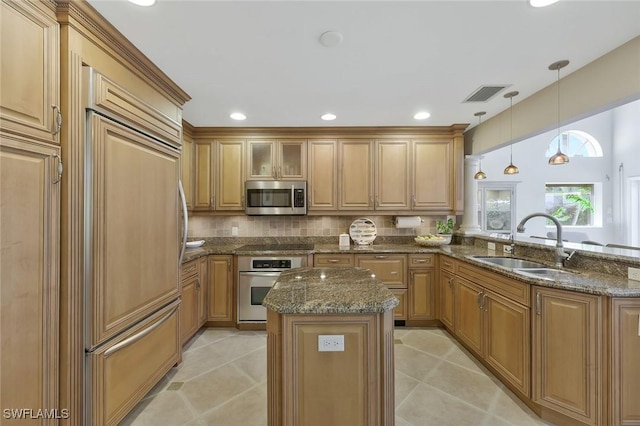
top-left (319, 31), bottom-right (343, 48)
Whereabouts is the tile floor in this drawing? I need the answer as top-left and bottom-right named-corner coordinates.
top-left (120, 327), bottom-right (551, 426)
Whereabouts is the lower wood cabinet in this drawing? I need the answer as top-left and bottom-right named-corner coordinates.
top-left (532, 286), bottom-right (603, 425)
top-left (611, 298), bottom-right (640, 426)
top-left (208, 255), bottom-right (234, 323)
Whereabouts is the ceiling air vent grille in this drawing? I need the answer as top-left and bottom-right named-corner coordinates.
top-left (463, 85), bottom-right (509, 103)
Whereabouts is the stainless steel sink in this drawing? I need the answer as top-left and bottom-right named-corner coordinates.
top-left (512, 268), bottom-right (575, 281)
top-left (472, 256), bottom-right (547, 269)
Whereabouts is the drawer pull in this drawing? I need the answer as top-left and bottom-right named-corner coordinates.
top-left (104, 304), bottom-right (178, 356)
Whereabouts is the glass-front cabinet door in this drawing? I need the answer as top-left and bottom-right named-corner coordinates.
top-left (247, 139), bottom-right (306, 180)
top-left (477, 181), bottom-right (518, 234)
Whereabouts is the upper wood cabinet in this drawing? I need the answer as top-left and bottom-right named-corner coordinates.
top-left (339, 139), bottom-right (374, 210)
top-left (412, 138), bottom-right (454, 210)
top-left (1, 0), bottom-right (60, 144)
top-left (376, 139), bottom-right (411, 210)
top-left (308, 139), bottom-right (338, 211)
top-left (247, 139), bottom-right (306, 180)
top-left (193, 139), bottom-right (245, 211)
top-left (532, 286), bottom-right (603, 425)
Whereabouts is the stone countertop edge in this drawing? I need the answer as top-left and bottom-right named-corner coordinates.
top-left (262, 267), bottom-right (400, 315)
top-left (181, 242), bottom-right (640, 297)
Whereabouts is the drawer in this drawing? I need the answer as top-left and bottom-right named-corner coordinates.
top-left (314, 254), bottom-right (355, 267)
top-left (180, 260), bottom-right (198, 280)
top-left (408, 254), bottom-right (435, 268)
top-left (439, 256), bottom-right (456, 273)
top-left (355, 254), bottom-right (406, 288)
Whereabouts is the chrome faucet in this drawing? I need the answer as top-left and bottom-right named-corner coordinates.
top-left (516, 212), bottom-right (569, 268)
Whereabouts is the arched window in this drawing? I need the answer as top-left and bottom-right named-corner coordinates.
top-left (545, 130), bottom-right (603, 158)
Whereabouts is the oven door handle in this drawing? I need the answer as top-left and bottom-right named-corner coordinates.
top-left (239, 271), bottom-right (283, 277)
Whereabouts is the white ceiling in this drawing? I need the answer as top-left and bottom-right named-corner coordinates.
top-left (86, 0), bottom-right (640, 128)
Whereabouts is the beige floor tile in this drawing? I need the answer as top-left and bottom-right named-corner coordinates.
top-left (200, 384), bottom-right (267, 426)
top-left (423, 360), bottom-right (502, 411)
top-left (119, 391), bottom-right (196, 426)
top-left (180, 363), bottom-right (256, 414)
top-left (395, 371), bottom-right (421, 406)
top-left (394, 344), bottom-right (442, 382)
top-left (401, 329), bottom-right (458, 358)
top-left (395, 383), bottom-right (490, 426)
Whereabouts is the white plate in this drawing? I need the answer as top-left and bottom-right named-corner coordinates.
top-left (186, 240), bottom-right (205, 248)
top-left (349, 218), bottom-right (377, 245)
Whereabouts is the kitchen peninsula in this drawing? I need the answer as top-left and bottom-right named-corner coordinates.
top-left (263, 267), bottom-right (398, 426)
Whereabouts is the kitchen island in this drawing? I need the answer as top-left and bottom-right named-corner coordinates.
top-left (263, 267), bottom-right (398, 426)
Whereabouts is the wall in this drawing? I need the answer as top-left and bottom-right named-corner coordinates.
top-left (478, 100), bottom-right (640, 246)
top-left (188, 215), bottom-right (447, 239)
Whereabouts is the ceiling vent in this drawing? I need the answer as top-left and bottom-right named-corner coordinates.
top-left (463, 85), bottom-right (509, 103)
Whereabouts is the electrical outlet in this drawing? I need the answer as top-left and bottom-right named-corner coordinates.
top-left (318, 335), bottom-right (344, 352)
top-left (503, 245), bottom-right (513, 254)
top-left (629, 267), bottom-right (640, 282)
top-left (231, 226), bottom-right (238, 236)
top-left (487, 242), bottom-right (496, 251)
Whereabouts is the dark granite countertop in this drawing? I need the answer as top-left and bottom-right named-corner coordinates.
top-left (262, 267), bottom-right (399, 314)
top-left (181, 240), bottom-right (640, 297)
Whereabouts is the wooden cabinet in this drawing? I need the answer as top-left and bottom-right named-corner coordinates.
top-left (411, 138), bottom-right (454, 210)
top-left (407, 254), bottom-right (436, 321)
top-left (355, 254), bottom-right (406, 320)
top-left (532, 286), bottom-right (603, 425)
top-left (1, 0), bottom-right (60, 144)
top-left (339, 139), bottom-right (374, 210)
top-left (308, 139), bottom-right (338, 211)
top-left (247, 139), bottom-right (306, 180)
top-left (207, 255), bottom-right (234, 323)
top-left (452, 261), bottom-right (531, 397)
top-left (314, 253), bottom-right (355, 267)
top-left (194, 139), bottom-right (244, 211)
top-left (611, 298), bottom-right (640, 426)
top-left (181, 123), bottom-right (194, 209)
top-left (0, 134), bottom-right (60, 424)
top-left (180, 259), bottom-right (205, 345)
top-left (375, 139), bottom-right (411, 210)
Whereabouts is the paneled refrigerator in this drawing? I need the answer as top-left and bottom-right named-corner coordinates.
top-left (82, 67), bottom-right (187, 425)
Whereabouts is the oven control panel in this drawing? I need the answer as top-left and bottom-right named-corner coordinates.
top-left (253, 259), bottom-right (292, 269)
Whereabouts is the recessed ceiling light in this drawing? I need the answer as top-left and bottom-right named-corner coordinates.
top-left (230, 112), bottom-right (246, 121)
top-left (529, 0), bottom-right (559, 7)
top-left (128, 0), bottom-right (156, 6)
top-left (413, 112), bottom-right (431, 120)
top-left (321, 113), bottom-right (337, 121)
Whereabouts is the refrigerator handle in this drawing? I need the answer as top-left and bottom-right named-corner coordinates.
top-left (178, 180), bottom-right (188, 265)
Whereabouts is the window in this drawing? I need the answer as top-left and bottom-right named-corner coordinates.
top-left (545, 130), bottom-right (603, 158)
top-left (545, 183), bottom-right (601, 227)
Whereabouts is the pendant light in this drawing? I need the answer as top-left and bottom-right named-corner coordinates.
top-left (473, 111), bottom-right (487, 180)
top-left (548, 60), bottom-right (570, 165)
top-left (503, 91), bottom-right (519, 175)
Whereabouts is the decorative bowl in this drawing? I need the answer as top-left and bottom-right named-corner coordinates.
top-left (414, 234), bottom-right (451, 246)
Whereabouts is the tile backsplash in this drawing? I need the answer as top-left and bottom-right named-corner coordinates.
top-left (188, 215), bottom-right (449, 238)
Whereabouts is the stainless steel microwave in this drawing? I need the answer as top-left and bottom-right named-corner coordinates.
top-left (245, 181), bottom-right (307, 215)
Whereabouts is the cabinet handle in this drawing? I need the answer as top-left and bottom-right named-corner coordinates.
top-left (374, 255), bottom-right (387, 259)
top-left (51, 105), bottom-right (62, 135)
top-left (535, 292), bottom-right (541, 315)
top-left (52, 154), bottom-right (63, 184)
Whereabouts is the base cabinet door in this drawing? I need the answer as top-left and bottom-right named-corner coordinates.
top-left (439, 270), bottom-right (455, 330)
top-left (484, 291), bottom-right (530, 397)
top-left (208, 255), bottom-right (234, 322)
top-left (454, 277), bottom-right (483, 355)
top-left (532, 286), bottom-right (602, 425)
top-left (611, 298), bottom-right (640, 426)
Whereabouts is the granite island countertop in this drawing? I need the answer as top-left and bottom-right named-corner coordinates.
top-left (262, 267), bottom-right (400, 314)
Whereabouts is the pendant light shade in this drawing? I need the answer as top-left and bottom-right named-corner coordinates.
top-left (548, 60), bottom-right (570, 165)
top-left (503, 91), bottom-right (519, 175)
top-left (473, 111), bottom-right (487, 180)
